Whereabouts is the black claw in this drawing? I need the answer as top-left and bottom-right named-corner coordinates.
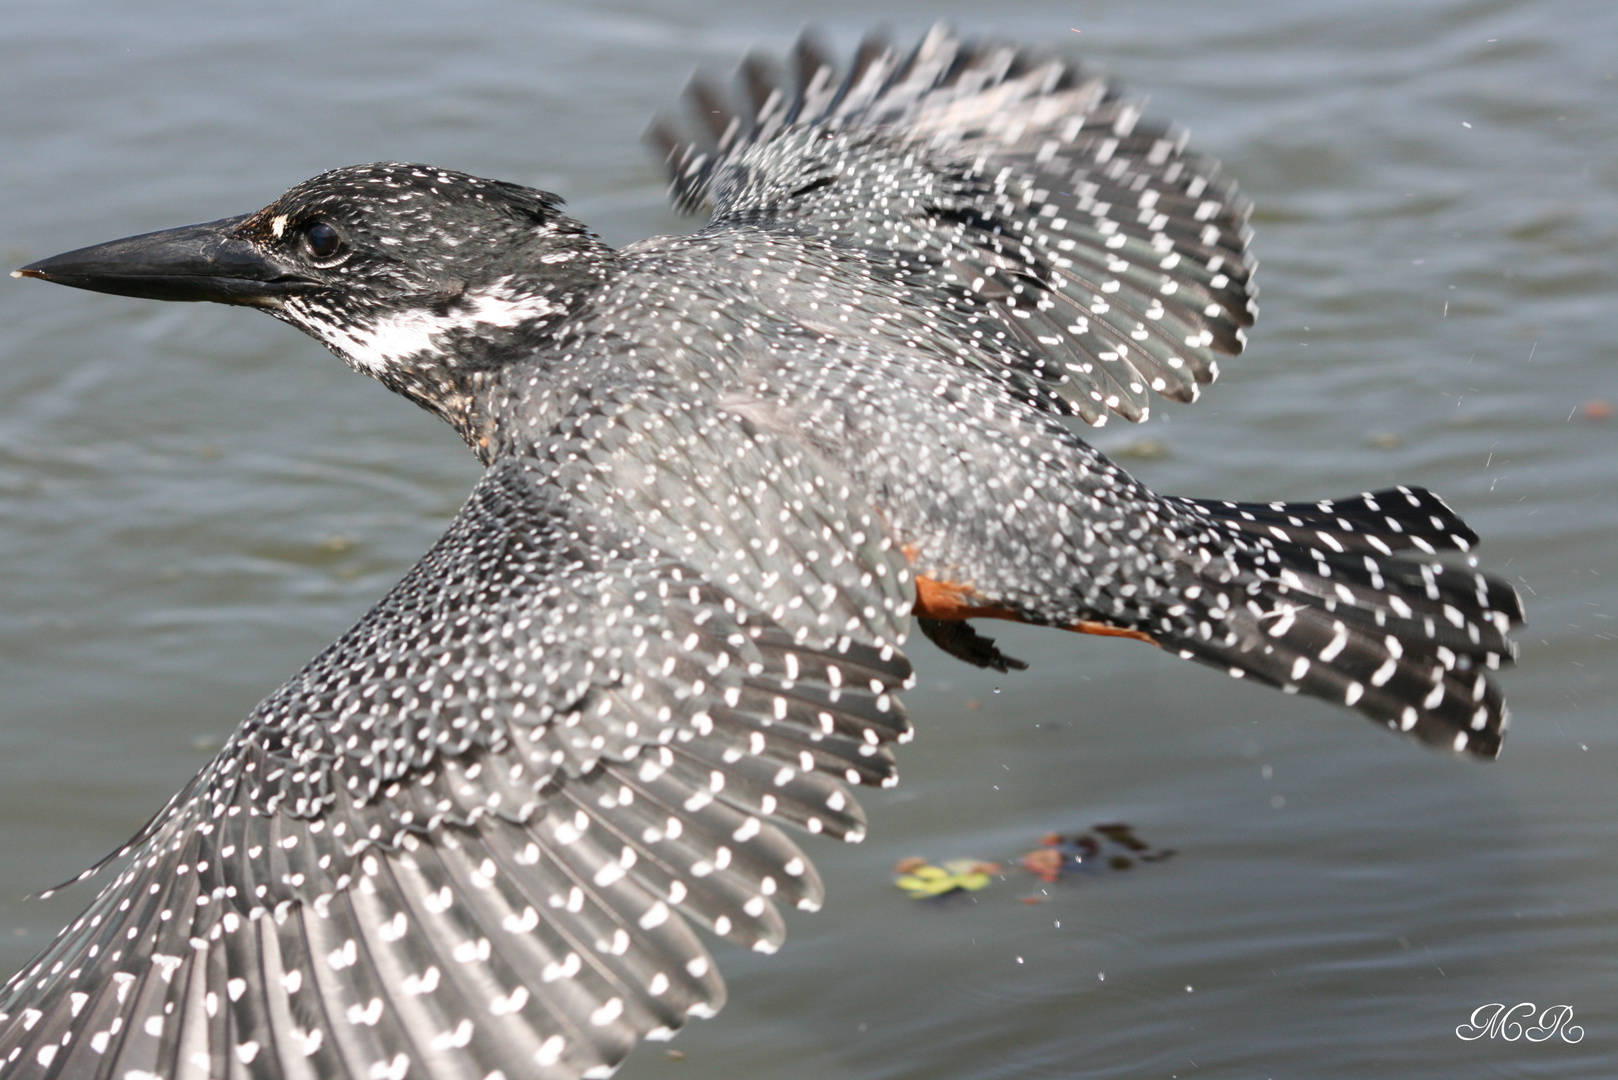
top-left (918, 618), bottom-right (1029, 672)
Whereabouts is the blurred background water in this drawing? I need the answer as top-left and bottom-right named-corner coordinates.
top-left (1, 1), bottom-right (1614, 1077)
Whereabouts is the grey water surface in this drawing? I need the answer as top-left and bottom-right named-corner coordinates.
top-left (2, 1), bottom-right (1614, 1077)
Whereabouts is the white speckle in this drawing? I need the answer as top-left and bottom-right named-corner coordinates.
top-left (347, 997), bottom-right (383, 1027)
top-left (589, 997), bottom-right (625, 1026)
top-left (430, 1018), bottom-right (474, 1050)
top-left (536, 1035), bottom-right (566, 1067)
top-left (639, 901), bottom-right (670, 930)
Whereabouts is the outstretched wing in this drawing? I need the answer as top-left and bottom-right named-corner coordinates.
top-left (649, 24), bottom-right (1258, 425)
top-left (0, 457), bottom-right (913, 1080)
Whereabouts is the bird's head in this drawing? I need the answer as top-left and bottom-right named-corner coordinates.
top-left (17, 163), bottom-right (612, 430)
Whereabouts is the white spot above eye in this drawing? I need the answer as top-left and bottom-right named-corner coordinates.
top-left (270, 214), bottom-right (288, 238)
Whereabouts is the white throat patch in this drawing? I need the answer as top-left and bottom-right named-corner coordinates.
top-left (307, 277), bottom-right (559, 376)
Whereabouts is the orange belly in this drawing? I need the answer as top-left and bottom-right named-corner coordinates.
top-left (912, 573), bottom-right (1158, 645)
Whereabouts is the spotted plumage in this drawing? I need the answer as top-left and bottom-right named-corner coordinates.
top-left (4, 25), bottom-right (1520, 1080)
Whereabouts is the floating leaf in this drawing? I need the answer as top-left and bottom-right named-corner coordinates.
top-left (895, 858), bottom-right (1000, 898)
top-left (1018, 824), bottom-right (1173, 885)
top-left (1020, 848), bottom-right (1065, 884)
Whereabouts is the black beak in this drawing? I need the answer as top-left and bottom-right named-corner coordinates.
top-left (14, 215), bottom-right (316, 306)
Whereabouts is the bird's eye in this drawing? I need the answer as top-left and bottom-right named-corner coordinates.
top-left (300, 221), bottom-right (345, 263)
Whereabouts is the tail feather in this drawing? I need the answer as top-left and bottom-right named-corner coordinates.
top-left (1172, 601), bottom-right (1509, 756)
top-left (1164, 491), bottom-right (1521, 757)
top-left (1182, 486), bottom-right (1483, 555)
top-left (1227, 540), bottom-right (1518, 660)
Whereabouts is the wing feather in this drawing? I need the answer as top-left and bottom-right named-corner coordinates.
top-left (0, 458), bottom-right (913, 1080)
top-left (649, 24), bottom-right (1258, 424)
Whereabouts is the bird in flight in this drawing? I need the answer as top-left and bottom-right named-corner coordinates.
top-left (3, 25), bottom-right (1520, 1080)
